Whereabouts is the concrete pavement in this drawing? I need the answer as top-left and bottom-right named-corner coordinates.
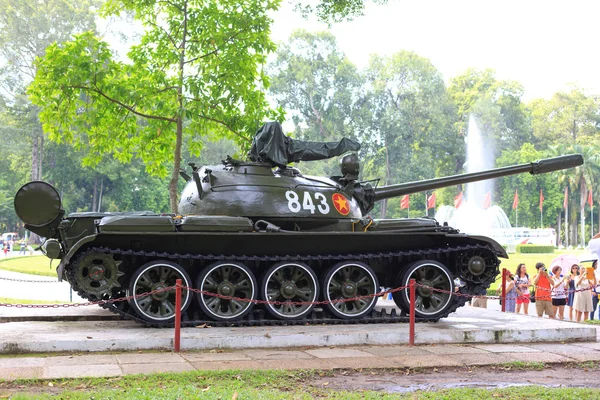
top-left (1, 341), bottom-right (599, 381)
top-left (0, 306), bottom-right (596, 354)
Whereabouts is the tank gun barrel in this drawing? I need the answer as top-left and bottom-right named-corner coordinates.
top-left (373, 154), bottom-right (584, 201)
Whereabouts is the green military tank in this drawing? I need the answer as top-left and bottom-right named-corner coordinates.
top-left (14, 122), bottom-right (583, 327)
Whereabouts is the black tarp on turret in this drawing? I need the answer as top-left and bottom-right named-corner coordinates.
top-left (249, 122), bottom-right (361, 168)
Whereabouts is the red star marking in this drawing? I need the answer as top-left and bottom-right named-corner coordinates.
top-left (332, 193), bottom-right (350, 215)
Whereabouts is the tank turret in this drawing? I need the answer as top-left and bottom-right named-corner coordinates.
top-left (13, 121), bottom-right (584, 328)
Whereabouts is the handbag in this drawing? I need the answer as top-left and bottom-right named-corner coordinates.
top-left (530, 288), bottom-right (536, 303)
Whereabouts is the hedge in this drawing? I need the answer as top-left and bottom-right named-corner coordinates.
top-left (516, 244), bottom-right (555, 254)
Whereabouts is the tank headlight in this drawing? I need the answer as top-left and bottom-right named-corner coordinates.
top-left (41, 239), bottom-right (62, 259)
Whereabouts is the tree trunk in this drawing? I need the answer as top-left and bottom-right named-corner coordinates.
top-left (168, 0), bottom-right (188, 214)
top-left (31, 136), bottom-right (39, 181)
top-left (570, 204), bottom-right (577, 247)
top-left (92, 175), bottom-right (98, 212)
top-left (169, 116), bottom-right (183, 214)
top-left (98, 177), bottom-right (104, 212)
top-left (38, 134), bottom-right (44, 180)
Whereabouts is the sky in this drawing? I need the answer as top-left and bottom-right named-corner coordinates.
top-left (271, 0), bottom-right (600, 101)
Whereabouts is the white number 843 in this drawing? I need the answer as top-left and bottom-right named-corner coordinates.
top-left (285, 190), bottom-right (330, 214)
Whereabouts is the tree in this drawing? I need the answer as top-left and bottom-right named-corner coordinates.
top-left (29, 0), bottom-right (282, 212)
top-left (496, 144), bottom-right (559, 230)
top-left (0, 0), bottom-right (100, 181)
top-left (293, 0), bottom-right (389, 24)
top-left (529, 86), bottom-right (599, 147)
top-left (448, 69), bottom-right (532, 160)
top-left (268, 30), bottom-right (368, 176)
top-left (365, 51), bottom-right (455, 218)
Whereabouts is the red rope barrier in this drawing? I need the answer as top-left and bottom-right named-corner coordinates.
top-left (174, 279), bottom-right (182, 353)
top-left (409, 278), bottom-right (415, 346)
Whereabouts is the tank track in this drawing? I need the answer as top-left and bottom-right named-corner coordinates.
top-left (66, 244), bottom-right (499, 328)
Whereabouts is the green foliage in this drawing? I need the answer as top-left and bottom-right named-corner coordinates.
top-left (293, 0), bottom-right (390, 24)
top-left (530, 86), bottom-right (599, 147)
top-left (29, 0), bottom-right (283, 211)
top-left (496, 144), bottom-right (558, 229)
top-left (365, 51), bottom-right (456, 217)
top-left (516, 244), bottom-right (555, 254)
top-left (268, 29), bottom-right (367, 176)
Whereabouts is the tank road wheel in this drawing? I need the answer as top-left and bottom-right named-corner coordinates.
top-left (261, 262), bottom-right (319, 320)
top-left (72, 251), bottom-right (124, 299)
top-left (322, 261), bottom-right (379, 319)
top-left (395, 260), bottom-right (454, 319)
top-left (127, 261), bottom-right (192, 324)
top-left (196, 262), bottom-right (257, 321)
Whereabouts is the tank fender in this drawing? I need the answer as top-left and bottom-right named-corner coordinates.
top-left (55, 234), bottom-right (98, 281)
top-left (461, 235), bottom-right (508, 258)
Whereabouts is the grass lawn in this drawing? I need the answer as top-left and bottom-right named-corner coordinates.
top-left (1, 370), bottom-right (599, 399)
top-left (492, 249), bottom-right (591, 289)
top-left (0, 256), bottom-right (56, 277)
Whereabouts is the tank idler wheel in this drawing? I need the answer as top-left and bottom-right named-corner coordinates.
top-left (261, 262), bottom-right (319, 320)
top-left (457, 249), bottom-right (497, 284)
top-left (72, 251), bottom-right (124, 299)
top-left (322, 261), bottom-right (379, 319)
top-left (196, 261), bottom-right (257, 321)
top-left (127, 260), bottom-right (192, 324)
top-left (393, 260), bottom-right (454, 319)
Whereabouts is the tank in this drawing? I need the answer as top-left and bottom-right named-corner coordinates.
top-left (14, 122), bottom-right (583, 327)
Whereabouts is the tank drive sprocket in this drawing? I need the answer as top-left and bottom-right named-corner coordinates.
top-left (70, 250), bottom-right (124, 299)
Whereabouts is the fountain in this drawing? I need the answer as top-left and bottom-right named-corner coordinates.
top-left (435, 115), bottom-right (513, 246)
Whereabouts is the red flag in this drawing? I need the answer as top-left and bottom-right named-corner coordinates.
top-left (512, 190), bottom-right (519, 210)
top-left (539, 190), bottom-right (544, 212)
top-left (588, 189), bottom-right (593, 207)
top-left (427, 192), bottom-right (436, 209)
top-left (400, 195), bottom-right (410, 209)
top-left (563, 187), bottom-right (568, 209)
top-left (483, 191), bottom-right (491, 209)
top-left (454, 191), bottom-right (463, 208)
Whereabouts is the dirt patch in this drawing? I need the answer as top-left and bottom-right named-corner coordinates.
top-left (311, 363), bottom-right (600, 393)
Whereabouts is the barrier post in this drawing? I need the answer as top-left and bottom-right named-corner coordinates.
top-left (501, 268), bottom-right (507, 313)
top-left (409, 278), bottom-right (416, 346)
top-left (174, 279), bottom-right (182, 353)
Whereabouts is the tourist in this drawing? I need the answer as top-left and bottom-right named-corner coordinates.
top-left (591, 260), bottom-right (599, 320)
top-left (574, 264), bottom-right (595, 322)
top-left (567, 264), bottom-right (578, 320)
top-left (532, 262), bottom-right (554, 319)
top-left (514, 263), bottom-right (530, 315)
top-left (471, 289), bottom-right (487, 308)
top-left (550, 266), bottom-right (568, 320)
top-left (19, 240), bottom-right (27, 255)
top-left (504, 270), bottom-right (517, 313)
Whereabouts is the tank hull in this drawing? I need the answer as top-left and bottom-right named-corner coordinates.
top-left (51, 213), bottom-right (504, 327)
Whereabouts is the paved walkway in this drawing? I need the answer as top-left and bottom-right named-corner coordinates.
top-left (1, 341), bottom-right (599, 381)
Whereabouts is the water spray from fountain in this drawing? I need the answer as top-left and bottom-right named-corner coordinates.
top-left (435, 115), bottom-right (511, 235)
